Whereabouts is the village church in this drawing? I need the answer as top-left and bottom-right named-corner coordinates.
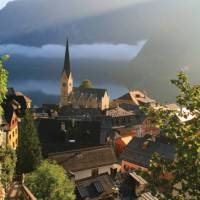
top-left (60, 40), bottom-right (110, 110)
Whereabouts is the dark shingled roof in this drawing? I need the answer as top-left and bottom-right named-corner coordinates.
top-left (5, 87), bottom-right (31, 117)
top-left (48, 145), bottom-right (117, 172)
top-left (37, 118), bottom-right (104, 155)
top-left (75, 173), bottom-right (115, 200)
top-left (59, 107), bottom-right (103, 118)
top-left (1, 102), bottom-right (14, 124)
top-left (117, 93), bottom-right (132, 101)
top-left (120, 136), bottom-right (174, 168)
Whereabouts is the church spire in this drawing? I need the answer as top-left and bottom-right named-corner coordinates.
top-left (62, 39), bottom-right (71, 78)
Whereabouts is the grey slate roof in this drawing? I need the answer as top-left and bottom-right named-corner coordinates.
top-left (48, 145), bottom-right (117, 172)
top-left (120, 136), bottom-right (174, 168)
top-left (75, 173), bottom-right (115, 200)
top-left (73, 87), bottom-right (107, 99)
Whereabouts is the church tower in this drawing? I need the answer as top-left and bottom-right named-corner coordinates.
top-left (60, 40), bottom-right (73, 106)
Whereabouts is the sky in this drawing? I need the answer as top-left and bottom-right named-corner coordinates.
top-left (0, 0), bottom-right (155, 11)
top-left (0, 0), bottom-right (15, 9)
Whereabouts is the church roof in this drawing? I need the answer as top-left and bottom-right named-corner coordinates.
top-left (62, 39), bottom-right (71, 78)
top-left (73, 87), bottom-right (107, 99)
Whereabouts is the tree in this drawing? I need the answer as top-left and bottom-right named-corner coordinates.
top-left (79, 79), bottom-right (93, 89)
top-left (16, 110), bottom-right (42, 174)
top-left (0, 55), bottom-right (9, 115)
top-left (141, 72), bottom-right (200, 199)
top-left (25, 160), bottom-right (75, 200)
top-left (0, 148), bottom-right (16, 191)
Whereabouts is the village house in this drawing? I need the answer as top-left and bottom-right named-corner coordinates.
top-left (75, 173), bottom-right (120, 200)
top-left (1, 88), bottom-right (31, 149)
top-left (120, 135), bottom-right (174, 172)
top-left (48, 145), bottom-right (117, 181)
top-left (105, 106), bottom-right (137, 128)
top-left (111, 90), bottom-right (156, 109)
top-left (60, 40), bottom-right (110, 110)
top-left (1, 104), bottom-right (18, 150)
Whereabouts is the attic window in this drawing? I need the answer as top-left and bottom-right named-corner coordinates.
top-left (91, 168), bottom-right (99, 177)
top-left (141, 141), bottom-right (150, 150)
top-left (135, 94), bottom-right (141, 98)
top-left (61, 122), bottom-right (66, 131)
top-left (93, 181), bottom-right (104, 193)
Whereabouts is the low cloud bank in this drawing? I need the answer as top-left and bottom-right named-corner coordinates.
top-left (0, 0), bottom-right (15, 10)
top-left (0, 41), bottom-right (147, 61)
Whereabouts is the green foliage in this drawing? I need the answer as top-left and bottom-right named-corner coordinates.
top-left (16, 110), bottom-right (42, 174)
top-left (141, 72), bottom-right (200, 199)
top-left (0, 55), bottom-right (9, 115)
top-left (25, 160), bottom-right (75, 200)
top-left (79, 79), bottom-right (93, 89)
top-left (0, 148), bottom-right (16, 190)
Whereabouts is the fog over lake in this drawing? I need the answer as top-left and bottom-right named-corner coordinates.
top-left (0, 41), bottom-right (146, 60)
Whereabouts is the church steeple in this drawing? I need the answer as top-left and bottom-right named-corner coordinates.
top-left (62, 39), bottom-right (71, 78)
top-left (60, 39), bottom-right (73, 106)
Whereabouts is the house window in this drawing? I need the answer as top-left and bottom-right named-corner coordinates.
top-left (124, 164), bottom-right (130, 171)
top-left (91, 168), bottom-right (99, 177)
top-left (63, 82), bottom-right (67, 87)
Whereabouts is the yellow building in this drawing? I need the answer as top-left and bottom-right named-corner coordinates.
top-left (60, 40), bottom-right (110, 110)
top-left (6, 112), bottom-right (18, 150)
top-left (1, 88), bottom-right (32, 150)
top-left (1, 109), bottom-right (18, 150)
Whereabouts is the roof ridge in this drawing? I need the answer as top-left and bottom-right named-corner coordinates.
top-left (48, 145), bottom-right (113, 156)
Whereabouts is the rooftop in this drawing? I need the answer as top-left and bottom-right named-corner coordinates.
top-left (75, 173), bottom-right (116, 200)
top-left (106, 107), bottom-right (135, 117)
top-left (73, 87), bottom-right (108, 99)
top-left (120, 136), bottom-right (174, 168)
top-left (48, 145), bottom-right (117, 172)
top-left (114, 90), bottom-right (155, 106)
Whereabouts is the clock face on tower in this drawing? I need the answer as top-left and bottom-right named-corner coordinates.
top-left (63, 82), bottom-right (67, 87)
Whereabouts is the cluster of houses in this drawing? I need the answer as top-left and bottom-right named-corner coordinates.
top-left (0, 88), bottom-right (31, 199)
top-left (29, 41), bottom-right (178, 200)
top-left (0, 41), bottom-right (192, 200)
